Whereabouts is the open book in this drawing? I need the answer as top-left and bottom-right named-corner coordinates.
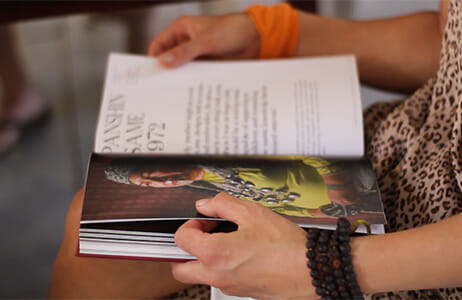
top-left (79, 53), bottom-right (385, 261)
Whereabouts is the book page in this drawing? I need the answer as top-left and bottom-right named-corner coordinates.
top-left (82, 154), bottom-right (386, 229)
top-left (94, 53), bottom-right (363, 157)
top-left (211, 287), bottom-right (254, 300)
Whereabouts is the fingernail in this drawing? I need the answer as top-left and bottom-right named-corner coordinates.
top-left (160, 53), bottom-right (174, 64)
top-left (196, 198), bottom-right (210, 207)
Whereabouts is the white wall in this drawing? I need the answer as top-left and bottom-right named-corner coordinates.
top-left (318, 0), bottom-right (439, 20)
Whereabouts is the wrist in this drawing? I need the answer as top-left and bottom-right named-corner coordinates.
top-left (245, 3), bottom-right (300, 59)
top-left (290, 227), bottom-right (318, 299)
top-left (235, 13), bottom-right (261, 59)
top-left (306, 219), bottom-right (365, 299)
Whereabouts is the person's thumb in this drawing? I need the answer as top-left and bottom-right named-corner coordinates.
top-left (158, 35), bottom-right (213, 68)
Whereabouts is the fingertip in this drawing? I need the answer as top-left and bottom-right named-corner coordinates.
top-left (170, 262), bottom-right (181, 273)
top-left (195, 197), bottom-right (215, 216)
top-left (146, 44), bottom-right (153, 56)
top-left (193, 192), bottom-right (253, 225)
top-left (158, 53), bottom-right (176, 67)
top-left (147, 40), bottom-right (159, 56)
top-left (195, 200), bottom-right (213, 219)
top-left (170, 263), bottom-right (184, 282)
top-left (171, 260), bottom-right (205, 284)
top-left (196, 197), bottom-right (212, 208)
top-left (174, 219), bottom-right (202, 247)
top-left (160, 38), bottom-right (208, 68)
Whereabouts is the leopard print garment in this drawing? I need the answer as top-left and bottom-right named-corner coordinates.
top-left (167, 1), bottom-right (462, 299)
top-left (166, 285), bottom-right (210, 300)
top-left (363, 0), bottom-right (462, 298)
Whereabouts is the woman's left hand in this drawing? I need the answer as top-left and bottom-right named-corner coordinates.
top-left (172, 192), bottom-right (317, 300)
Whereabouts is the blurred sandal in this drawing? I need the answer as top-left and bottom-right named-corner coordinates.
top-left (0, 86), bottom-right (50, 157)
top-left (0, 121), bottom-right (20, 157)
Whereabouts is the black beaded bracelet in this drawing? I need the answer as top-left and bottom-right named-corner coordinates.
top-left (306, 218), bottom-right (369, 300)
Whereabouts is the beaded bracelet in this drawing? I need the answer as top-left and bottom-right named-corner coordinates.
top-left (306, 218), bottom-right (370, 300)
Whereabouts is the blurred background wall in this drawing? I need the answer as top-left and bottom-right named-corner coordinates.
top-left (0, 0), bottom-right (439, 297)
top-left (318, 0), bottom-right (440, 107)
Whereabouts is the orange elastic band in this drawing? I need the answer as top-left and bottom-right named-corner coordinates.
top-left (245, 3), bottom-right (300, 59)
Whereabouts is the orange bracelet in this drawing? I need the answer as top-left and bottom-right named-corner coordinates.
top-left (245, 3), bottom-right (300, 59)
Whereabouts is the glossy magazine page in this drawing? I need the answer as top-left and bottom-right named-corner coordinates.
top-left (81, 154), bottom-right (386, 228)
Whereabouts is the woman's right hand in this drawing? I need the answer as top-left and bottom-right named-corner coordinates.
top-left (147, 14), bottom-right (260, 68)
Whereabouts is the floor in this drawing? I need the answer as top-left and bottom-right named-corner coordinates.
top-left (0, 1), bottom-right (405, 298)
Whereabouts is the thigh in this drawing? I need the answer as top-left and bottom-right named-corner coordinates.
top-left (47, 188), bottom-right (191, 299)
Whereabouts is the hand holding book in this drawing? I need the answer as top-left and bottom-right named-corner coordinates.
top-left (172, 192), bottom-right (316, 299)
top-left (81, 52), bottom-right (385, 263)
top-left (147, 14), bottom-right (260, 68)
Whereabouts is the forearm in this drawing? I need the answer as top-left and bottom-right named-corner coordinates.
top-left (352, 213), bottom-right (462, 293)
top-left (296, 11), bottom-right (442, 93)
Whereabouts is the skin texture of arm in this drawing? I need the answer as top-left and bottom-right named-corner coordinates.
top-left (295, 5), bottom-right (446, 93)
top-left (353, 212), bottom-right (462, 293)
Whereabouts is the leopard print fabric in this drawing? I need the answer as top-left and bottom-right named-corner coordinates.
top-left (167, 1), bottom-right (462, 299)
top-left (364, 0), bottom-right (462, 298)
top-left (166, 285), bottom-right (210, 300)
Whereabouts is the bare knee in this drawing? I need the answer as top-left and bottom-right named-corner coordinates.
top-left (48, 188), bottom-right (190, 298)
top-left (66, 188), bottom-right (84, 232)
top-left (57, 188), bottom-right (84, 258)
